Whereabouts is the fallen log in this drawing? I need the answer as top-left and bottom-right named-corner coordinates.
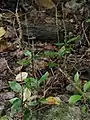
top-left (22, 24), bottom-right (64, 42)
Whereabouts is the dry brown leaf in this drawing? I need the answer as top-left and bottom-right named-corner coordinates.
top-left (0, 40), bottom-right (13, 52)
top-left (0, 27), bottom-right (6, 38)
top-left (38, 0), bottom-right (55, 9)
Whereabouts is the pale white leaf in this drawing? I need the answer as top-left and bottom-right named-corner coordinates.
top-left (74, 72), bottom-right (79, 83)
top-left (23, 88), bottom-right (31, 102)
top-left (16, 72), bottom-right (28, 81)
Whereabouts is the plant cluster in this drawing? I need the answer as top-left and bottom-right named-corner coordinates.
top-left (69, 72), bottom-right (90, 113)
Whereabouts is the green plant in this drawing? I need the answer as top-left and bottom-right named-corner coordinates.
top-left (17, 50), bottom-right (32, 66)
top-left (86, 18), bottom-right (90, 23)
top-left (0, 115), bottom-right (12, 120)
top-left (42, 45), bottom-right (71, 58)
top-left (42, 35), bottom-right (80, 59)
top-left (56, 35), bottom-right (80, 56)
top-left (8, 72), bottom-right (49, 119)
top-left (24, 72), bottom-right (49, 90)
top-left (68, 72), bottom-right (90, 112)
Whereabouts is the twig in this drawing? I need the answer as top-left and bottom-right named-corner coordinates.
top-left (15, 0), bottom-right (22, 48)
top-left (82, 21), bottom-right (90, 46)
top-left (24, 14), bottom-right (30, 46)
top-left (58, 68), bottom-right (72, 83)
top-left (62, 3), bottom-right (67, 43)
top-left (43, 87), bottom-right (51, 97)
top-left (4, 58), bottom-right (16, 76)
top-left (32, 39), bottom-right (35, 77)
top-left (55, 6), bottom-right (60, 43)
top-left (15, 1), bottom-right (24, 119)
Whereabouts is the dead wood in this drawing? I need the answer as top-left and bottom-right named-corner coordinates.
top-left (22, 24), bottom-right (64, 42)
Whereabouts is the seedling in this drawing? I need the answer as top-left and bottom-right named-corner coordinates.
top-left (8, 72), bottom-right (49, 119)
top-left (68, 72), bottom-right (90, 112)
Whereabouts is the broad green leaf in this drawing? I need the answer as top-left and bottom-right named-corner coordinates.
top-left (24, 77), bottom-right (38, 89)
top-left (67, 35), bottom-right (80, 44)
top-left (0, 116), bottom-right (8, 120)
top-left (86, 19), bottom-right (90, 22)
top-left (81, 105), bottom-right (87, 113)
top-left (38, 97), bottom-right (47, 104)
top-left (9, 97), bottom-right (20, 104)
top-left (16, 72), bottom-right (28, 81)
top-left (23, 108), bottom-right (31, 120)
top-left (11, 98), bottom-right (21, 106)
top-left (48, 62), bottom-right (57, 68)
top-left (74, 72), bottom-right (79, 84)
top-left (69, 95), bottom-right (82, 104)
top-left (24, 50), bottom-right (32, 57)
top-left (24, 78), bottom-right (31, 88)
top-left (0, 27), bottom-right (6, 38)
top-left (28, 100), bottom-right (38, 107)
top-left (65, 47), bottom-right (72, 54)
top-left (11, 98), bottom-right (22, 115)
top-left (30, 78), bottom-right (38, 89)
top-left (9, 81), bottom-right (22, 93)
top-left (55, 42), bottom-right (64, 46)
top-left (17, 59), bottom-right (30, 66)
top-left (23, 88), bottom-right (31, 102)
top-left (38, 72), bottom-right (49, 85)
top-left (23, 108), bottom-right (37, 120)
top-left (58, 46), bottom-right (65, 56)
top-left (43, 51), bottom-right (57, 57)
top-left (83, 81), bottom-right (90, 92)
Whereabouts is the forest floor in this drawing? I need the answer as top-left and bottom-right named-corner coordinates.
top-left (0, 0), bottom-right (90, 120)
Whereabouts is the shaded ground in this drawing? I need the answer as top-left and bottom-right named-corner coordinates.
top-left (0, 0), bottom-right (90, 119)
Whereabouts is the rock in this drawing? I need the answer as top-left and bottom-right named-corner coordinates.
top-left (65, 0), bottom-right (84, 11)
top-left (22, 24), bottom-right (64, 41)
top-left (66, 83), bottom-right (75, 93)
top-left (40, 103), bottom-right (90, 120)
top-left (58, 94), bottom-right (68, 102)
top-left (41, 104), bottom-right (82, 120)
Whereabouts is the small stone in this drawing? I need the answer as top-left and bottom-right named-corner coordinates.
top-left (66, 84), bottom-right (75, 93)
